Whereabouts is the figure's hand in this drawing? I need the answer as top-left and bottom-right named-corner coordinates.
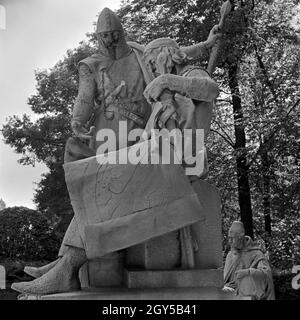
top-left (71, 120), bottom-right (95, 139)
top-left (206, 25), bottom-right (222, 48)
top-left (235, 269), bottom-right (250, 281)
top-left (144, 75), bottom-right (168, 103)
top-left (174, 94), bottom-right (195, 112)
top-left (157, 101), bottom-right (177, 128)
top-left (174, 94), bottom-right (195, 130)
top-left (222, 286), bottom-right (235, 293)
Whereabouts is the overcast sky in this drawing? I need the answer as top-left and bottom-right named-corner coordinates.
top-left (0, 0), bottom-right (121, 209)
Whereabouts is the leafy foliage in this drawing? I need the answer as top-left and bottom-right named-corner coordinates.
top-left (118, 0), bottom-right (221, 45)
top-left (0, 199), bottom-right (5, 211)
top-left (1, 42), bottom-right (96, 231)
top-left (0, 207), bottom-right (60, 261)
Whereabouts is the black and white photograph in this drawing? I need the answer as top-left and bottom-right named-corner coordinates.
top-left (0, 0), bottom-right (299, 308)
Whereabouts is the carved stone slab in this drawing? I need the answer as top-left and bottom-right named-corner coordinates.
top-left (125, 269), bottom-right (223, 289)
top-left (63, 144), bottom-right (205, 259)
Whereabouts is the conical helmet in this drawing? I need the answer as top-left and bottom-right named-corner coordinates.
top-left (96, 7), bottom-right (123, 33)
top-left (96, 8), bottom-right (131, 60)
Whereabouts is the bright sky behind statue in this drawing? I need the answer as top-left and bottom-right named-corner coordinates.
top-left (0, 0), bottom-right (121, 208)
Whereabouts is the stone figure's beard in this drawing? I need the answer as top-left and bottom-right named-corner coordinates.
top-left (231, 240), bottom-right (244, 252)
top-left (98, 38), bottom-right (131, 60)
top-left (106, 45), bottom-right (117, 60)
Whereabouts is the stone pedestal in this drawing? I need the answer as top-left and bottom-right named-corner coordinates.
top-left (125, 231), bottom-right (181, 269)
top-left (190, 180), bottom-right (223, 269)
top-left (23, 287), bottom-right (241, 300)
top-left (79, 252), bottom-right (124, 288)
top-left (125, 180), bottom-right (222, 272)
top-left (125, 269), bottom-right (223, 289)
top-left (76, 180), bottom-right (223, 299)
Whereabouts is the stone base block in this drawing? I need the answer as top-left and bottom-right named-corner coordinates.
top-left (79, 262), bottom-right (89, 288)
top-left (79, 252), bottom-right (124, 288)
top-left (190, 180), bottom-right (223, 269)
top-left (22, 287), bottom-right (240, 300)
top-left (126, 231), bottom-right (180, 269)
top-left (125, 268), bottom-right (223, 289)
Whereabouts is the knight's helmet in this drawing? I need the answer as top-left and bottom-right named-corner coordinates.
top-left (96, 7), bottom-right (131, 60)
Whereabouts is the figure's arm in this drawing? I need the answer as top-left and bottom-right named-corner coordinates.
top-left (181, 25), bottom-right (221, 61)
top-left (235, 256), bottom-right (272, 281)
top-left (223, 253), bottom-right (238, 291)
top-left (71, 63), bottom-right (97, 139)
top-left (181, 43), bottom-right (209, 63)
top-left (248, 258), bottom-right (272, 278)
top-left (144, 73), bottom-right (219, 103)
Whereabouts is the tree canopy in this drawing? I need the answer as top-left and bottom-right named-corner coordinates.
top-left (0, 207), bottom-right (60, 261)
top-left (0, 198), bottom-right (6, 211)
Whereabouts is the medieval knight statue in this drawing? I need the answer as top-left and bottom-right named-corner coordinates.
top-left (12, 3), bottom-right (232, 296)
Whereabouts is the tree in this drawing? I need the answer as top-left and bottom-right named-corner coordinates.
top-left (0, 198), bottom-right (6, 211)
top-left (0, 207), bottom-right (60, 261)
top-left (237, 0), bottom-right (300, 259)
top-left (1, 41), bottom-right (97, 233)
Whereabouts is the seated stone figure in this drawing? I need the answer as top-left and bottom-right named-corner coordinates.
top-left (11, 7), bottom-right (153, 295)
top-left (223, 221), bottom-right (275, 300)
top-left (12, 8), bottom-right (222, 295)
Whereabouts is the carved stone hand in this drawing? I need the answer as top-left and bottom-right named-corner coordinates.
top-left (235, 269), bottom-right (250, 281)
top-left (144, 75), bottom-right (169, 102)
top-left (71, 120), bottom-right (95, 140)
top-left (205, 25), bottom-right (222, 49)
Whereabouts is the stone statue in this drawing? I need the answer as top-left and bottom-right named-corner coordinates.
top-left (12, 7), bottom-right (152, 295)
top-left (142, 30), bottom-right (220, 168)
top-left (12, 5), bottom-right (225, 296)
top-left (140, 30), bottom-right (222, 267)
top-left (223, 221), bottom-right (275, 300)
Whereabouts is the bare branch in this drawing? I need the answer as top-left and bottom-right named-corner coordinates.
top-left (211, 129), bottom-right (235, 147)
top-left (248, 98), bottom-right (300, 167)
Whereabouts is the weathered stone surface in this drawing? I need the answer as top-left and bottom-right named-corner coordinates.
top-left (126, 231), bottom-right (181, 269)
top-left (224, 221), bottom-right (275, 300)
top-left (78, 262), bottom-right (89, 288)
top-left (11, 247), bottom-right (85, 295)
top-left (125, 180), bottom-right (222, 271)
top-left (125, 269), bottom-right (223, 289)
top-left (12, 6), bottom-right (227, 297)
top-left (190, 179), bottom-right (223, 269)
top-left (64, 156), bottom-right (205, 260)
top-left (88, 253), bottom-right (125, 287)
top-left (22, 286), bottom-right (240, 300)
top-left (0, 265), bottom-right (5, 289)
top-left (24, 259), bottom-right (61, 279)
top-left (79, 253), bottom-right (125, 288)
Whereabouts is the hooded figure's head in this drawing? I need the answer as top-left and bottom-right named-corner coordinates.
top-left (96, 8), bottom-right (131, 60)
top-left (228, 221), bottom-right (246, 251)
top-left (143, 38), bottom-right (189, 77)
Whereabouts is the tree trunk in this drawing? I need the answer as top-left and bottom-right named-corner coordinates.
top-left (228, 63), bottom-right (254, 238)
top-left (261, 149), bottom-right (272, 235)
